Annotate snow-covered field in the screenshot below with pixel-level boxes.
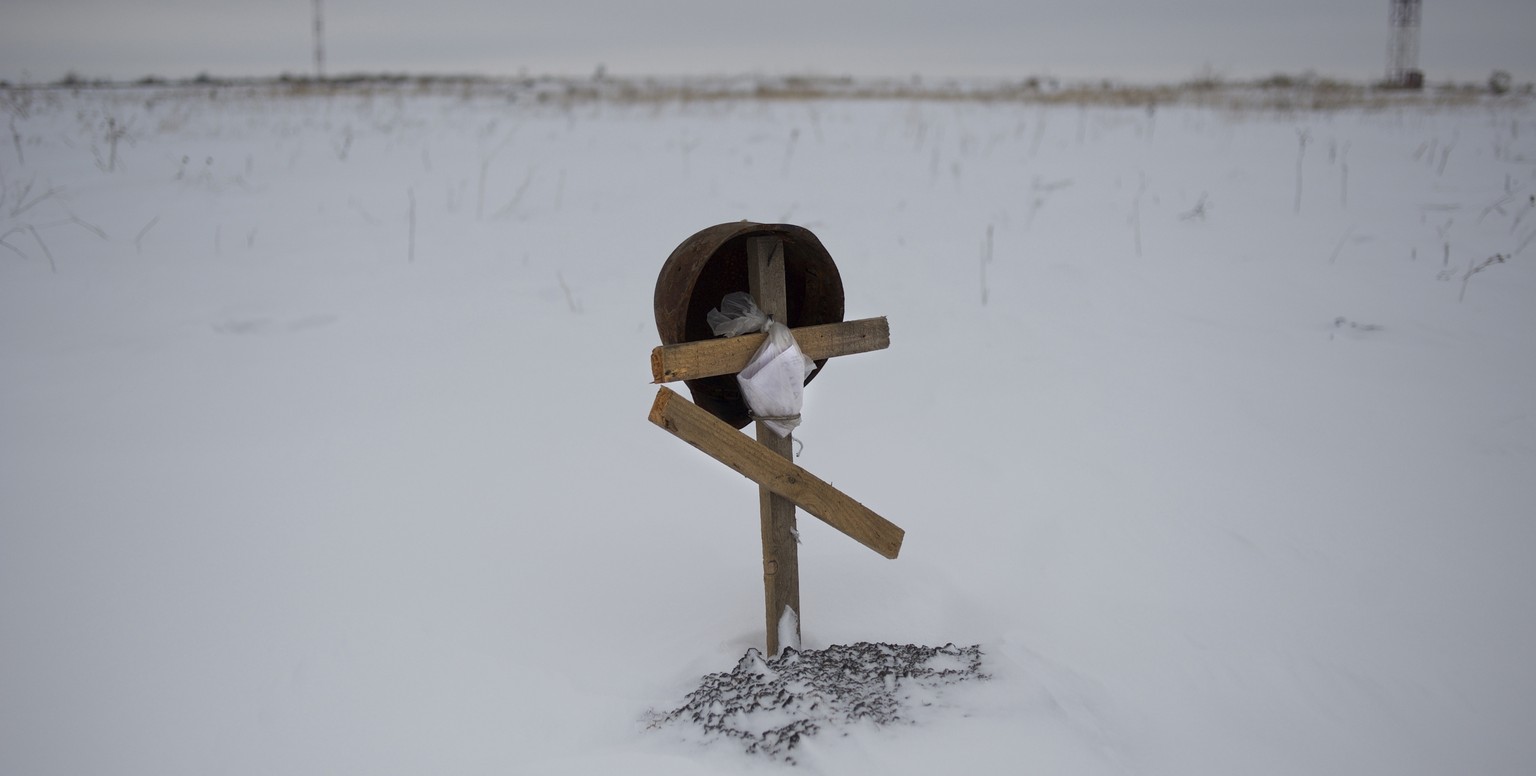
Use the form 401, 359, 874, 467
2, 81, 1533, 775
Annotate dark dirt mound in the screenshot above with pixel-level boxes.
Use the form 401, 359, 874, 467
649, 642, 987, 763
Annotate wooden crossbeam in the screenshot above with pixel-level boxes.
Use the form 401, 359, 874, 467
650, 317, 890, 384
648, 386, 905, 560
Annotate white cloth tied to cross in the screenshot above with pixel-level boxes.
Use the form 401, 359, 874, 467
707, 292, 816, 438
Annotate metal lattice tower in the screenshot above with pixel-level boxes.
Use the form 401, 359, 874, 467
1387, 0, 1422, 87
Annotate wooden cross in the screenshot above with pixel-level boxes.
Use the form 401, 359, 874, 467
648, 235, 904, 655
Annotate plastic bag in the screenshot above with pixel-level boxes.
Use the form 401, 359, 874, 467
707, 292, 769, 337
708, 292, 816, 438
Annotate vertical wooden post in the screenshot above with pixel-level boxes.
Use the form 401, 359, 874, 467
747, 236, 801, 655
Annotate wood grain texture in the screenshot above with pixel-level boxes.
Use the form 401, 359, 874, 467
649, 317, 890, 384
748, 236, 800, 657
647, 386, 905, 560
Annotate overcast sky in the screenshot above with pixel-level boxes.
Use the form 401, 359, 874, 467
3, 0, 1534, 85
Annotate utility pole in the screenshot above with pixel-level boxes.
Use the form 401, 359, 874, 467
313, 0, 326, 79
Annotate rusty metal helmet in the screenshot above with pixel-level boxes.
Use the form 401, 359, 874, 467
655, 222, 845, 429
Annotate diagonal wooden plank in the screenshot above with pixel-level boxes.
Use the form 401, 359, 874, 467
648, 386, 904, 560
650, 317, 890, 384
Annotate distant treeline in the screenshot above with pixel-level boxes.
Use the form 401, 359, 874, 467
5, 70, 1529, 108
